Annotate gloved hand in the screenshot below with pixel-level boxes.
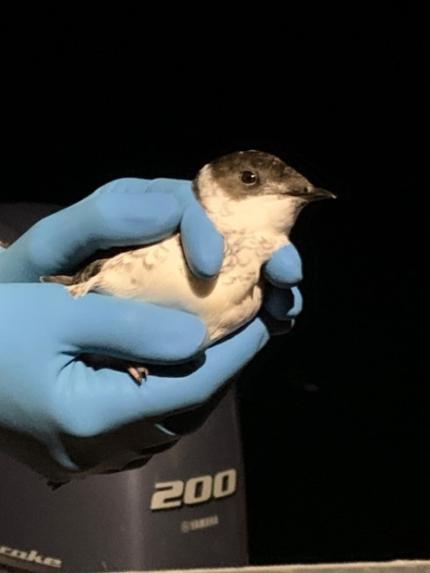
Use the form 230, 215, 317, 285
0, 178, 302, 482
0, 178, 224, 283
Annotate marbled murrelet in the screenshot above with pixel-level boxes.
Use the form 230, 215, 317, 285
42, 150, 335, 382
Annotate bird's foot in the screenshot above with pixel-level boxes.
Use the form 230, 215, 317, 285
127, 365, 149, 385
67, 282, 93, 298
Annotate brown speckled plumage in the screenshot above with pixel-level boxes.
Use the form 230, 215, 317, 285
41, 151, 334, 383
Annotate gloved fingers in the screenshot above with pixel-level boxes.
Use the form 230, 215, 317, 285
180, 202, 224, 278
47, 421, 171, 477
26, 177, 224, 281
258, 309, 296, 336
58, 287, 207, 363
24, 183, 183, 277
144, 178, 197, 209
2, 176, 225, 282
88, 177, 152, 198
263, 285, 303, 320
263, 243, 303, 288
262, 243, 303, 335
54, 318, 269, 437
145, 178, 225, 278
78, 182, 183, 248
138, 318, 270, 415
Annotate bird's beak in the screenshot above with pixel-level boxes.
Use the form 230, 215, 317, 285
280, 184, 337, 201
305, 187, 337, 201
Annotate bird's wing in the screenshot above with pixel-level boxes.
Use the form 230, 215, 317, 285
39, 244, 148, 286
40, 256, 110, 286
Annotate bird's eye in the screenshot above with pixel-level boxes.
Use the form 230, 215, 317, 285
240, 170, 259, 185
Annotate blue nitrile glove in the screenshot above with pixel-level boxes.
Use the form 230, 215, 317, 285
0, 178, 302, 482
0, 178, 224, 283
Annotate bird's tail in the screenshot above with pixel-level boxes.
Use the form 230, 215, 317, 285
40, 274, 76, 285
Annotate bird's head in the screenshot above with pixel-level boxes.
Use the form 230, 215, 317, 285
194, 150, 335, 235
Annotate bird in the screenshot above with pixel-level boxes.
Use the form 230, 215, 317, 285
41, 150, 335, 383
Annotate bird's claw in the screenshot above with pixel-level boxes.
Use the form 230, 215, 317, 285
127, 365, 149, 385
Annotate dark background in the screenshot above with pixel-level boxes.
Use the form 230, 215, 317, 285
2, 3, 429, 565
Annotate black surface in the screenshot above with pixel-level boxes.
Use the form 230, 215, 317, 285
1, 3, 428, 565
